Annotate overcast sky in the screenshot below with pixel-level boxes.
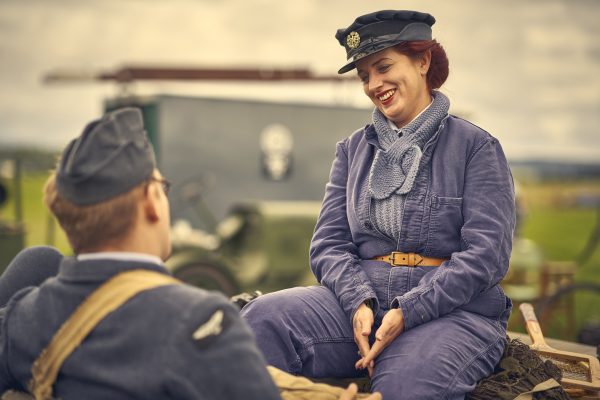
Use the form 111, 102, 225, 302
0, 0, 599, 162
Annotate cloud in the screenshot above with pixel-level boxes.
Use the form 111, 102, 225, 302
0, 0, 598, 163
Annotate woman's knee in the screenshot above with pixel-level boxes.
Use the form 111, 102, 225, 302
240, 286, 352, 350
370, 312, 505, 398
241, 288, 303, 325
240, 288, 323, 373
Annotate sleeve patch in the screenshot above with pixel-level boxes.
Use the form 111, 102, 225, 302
192, 310, 224, 341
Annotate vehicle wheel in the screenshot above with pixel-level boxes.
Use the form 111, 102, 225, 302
536, 282, 600, 344
174, 262, 239, 296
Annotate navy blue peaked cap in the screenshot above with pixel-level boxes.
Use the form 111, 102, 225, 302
56, 108, 156, 206
335, 10, 435, 74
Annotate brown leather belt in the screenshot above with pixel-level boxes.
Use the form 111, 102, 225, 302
371, 252, 449, 267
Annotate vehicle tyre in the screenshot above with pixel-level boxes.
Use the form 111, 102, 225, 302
536, 282, 600, 344
173, 262, 239, 296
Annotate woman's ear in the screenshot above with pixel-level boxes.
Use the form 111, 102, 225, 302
420, 50, 432, 76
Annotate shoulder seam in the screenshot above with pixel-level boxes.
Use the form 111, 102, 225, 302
337, 138, 349, 158
466, 136, 495, 167
447, 115, 497, 166
449, 114, 491, 135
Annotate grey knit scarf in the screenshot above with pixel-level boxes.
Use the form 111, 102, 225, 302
368, 91, 450, 200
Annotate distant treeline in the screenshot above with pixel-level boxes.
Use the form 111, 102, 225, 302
510, 160, 600, 181
0, 148, 59, 174
1, 148, 600, 181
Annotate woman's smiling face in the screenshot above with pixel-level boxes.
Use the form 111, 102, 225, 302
356, 47, 431, 127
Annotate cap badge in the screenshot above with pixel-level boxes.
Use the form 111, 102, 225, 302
346, 31, 360, 49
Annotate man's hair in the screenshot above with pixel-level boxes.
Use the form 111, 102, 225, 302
44, 173, 145, 253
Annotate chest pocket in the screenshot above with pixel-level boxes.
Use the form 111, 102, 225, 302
424, 195, 463, 257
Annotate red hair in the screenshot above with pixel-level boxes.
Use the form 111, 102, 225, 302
394, 40, 449, 93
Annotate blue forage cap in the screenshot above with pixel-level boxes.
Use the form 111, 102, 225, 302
335, 10, 435, 74
56, 108, 156, 205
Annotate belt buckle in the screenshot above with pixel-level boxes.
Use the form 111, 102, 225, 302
390, 252, 409, 267
390, 252, 422, 267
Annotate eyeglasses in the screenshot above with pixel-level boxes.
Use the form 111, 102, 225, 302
150, 177, 171, 196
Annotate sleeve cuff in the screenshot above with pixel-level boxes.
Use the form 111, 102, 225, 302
393, 295, 430, 331
342, 287, 379, 323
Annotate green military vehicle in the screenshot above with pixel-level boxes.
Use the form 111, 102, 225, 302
168, 201, 321, 295
106, 94, 372, 294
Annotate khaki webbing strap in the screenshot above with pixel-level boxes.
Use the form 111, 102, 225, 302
268, 366, 374, 400
29, 270, 181, 400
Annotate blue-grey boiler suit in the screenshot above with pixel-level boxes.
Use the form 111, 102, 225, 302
241, 115, 516, 399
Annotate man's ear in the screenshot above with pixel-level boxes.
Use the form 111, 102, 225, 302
143, 186, 159, 223
420, 50, 432, 76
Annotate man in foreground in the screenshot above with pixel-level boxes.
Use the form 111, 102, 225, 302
0, 108, 379, 399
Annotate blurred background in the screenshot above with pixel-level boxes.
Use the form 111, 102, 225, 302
0, 0, 599, 343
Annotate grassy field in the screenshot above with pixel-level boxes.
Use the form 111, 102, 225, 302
1, 173, 599, 341
0, 173, 71, 255
509, 179, 600, 341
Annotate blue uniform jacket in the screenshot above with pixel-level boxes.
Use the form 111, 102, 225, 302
0, 258, 281, 399
309, 115, 516, 329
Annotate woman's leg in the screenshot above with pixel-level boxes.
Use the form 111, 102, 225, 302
370, 309, 506, 400
241, 286, 365, 379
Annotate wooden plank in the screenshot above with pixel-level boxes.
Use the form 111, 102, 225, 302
509, 331, 597, 357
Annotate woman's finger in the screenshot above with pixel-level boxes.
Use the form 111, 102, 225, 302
376, 308, 404, 342
375, 322, 389, 341
353, 306, 374, 360
355, 334, 370, 357
359, 312, 405, 371
360, 338, 387, 370
359, 315, 372, 337
354, 321, 371, 363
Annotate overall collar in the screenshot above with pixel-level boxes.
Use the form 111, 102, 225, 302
57, 256, 171, 284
